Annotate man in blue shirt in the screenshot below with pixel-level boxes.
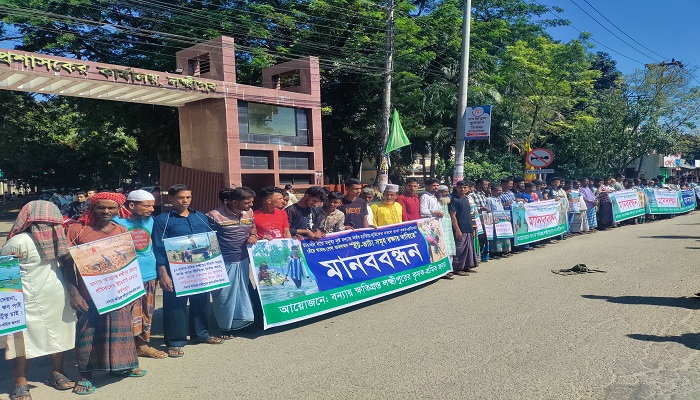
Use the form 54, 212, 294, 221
114, 189, 168, 359
152, 184, 224, 358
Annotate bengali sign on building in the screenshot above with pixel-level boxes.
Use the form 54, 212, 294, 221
644, 188, 680, 214
511, 199, 567, 245
247, 219, 450, 329
68, 232, 145, 314
0, 256, 26, 336
164, 232, 229, 297
610, 189, 645, 222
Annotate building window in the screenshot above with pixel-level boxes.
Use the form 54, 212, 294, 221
279, 174, 313, 185
240, 150, 272, 170
248, 103, 296, 136
238, 101, 309, 146
279, 152, 311, 170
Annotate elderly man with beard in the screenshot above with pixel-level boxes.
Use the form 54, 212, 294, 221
64, 192, 147, 395
113, 189, 167, 359
207, 187, 258, 338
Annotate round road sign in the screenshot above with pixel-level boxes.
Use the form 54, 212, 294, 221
526, 148, 554, 168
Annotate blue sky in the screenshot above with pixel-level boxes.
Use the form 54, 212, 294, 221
535, 0, 700, 75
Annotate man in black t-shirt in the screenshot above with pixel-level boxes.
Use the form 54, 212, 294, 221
448, 181, 479, 276
285, 186, 325, 240
339, 178, 369, 229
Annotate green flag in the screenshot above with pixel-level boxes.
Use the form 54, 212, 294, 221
385, 109, 411, 154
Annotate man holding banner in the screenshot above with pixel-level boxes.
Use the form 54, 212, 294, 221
153, 185, 224, 359
65, 192, 146, 395
207, 187, 258, 338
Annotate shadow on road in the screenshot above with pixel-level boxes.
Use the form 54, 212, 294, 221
637, 235, 700, 240
685, 247, 700, 250
627, 333, 700, 350
582, 294, 700, 310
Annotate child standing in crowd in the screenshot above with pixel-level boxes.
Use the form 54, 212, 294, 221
372, 184, 403, 227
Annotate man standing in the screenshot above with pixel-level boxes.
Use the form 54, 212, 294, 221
469, 178, 490, 261
339, 178, 369, 229
285, 186, 325, 240
499, 178, 515, 210
254, 187, 292, 239
113, 189, 167, 359
315, 191, 346, 233
579, 178, 598, 231
449, 181, 478, 276
397, 177, 421, 221
206, 187, 258, 338
62, 191, 89, 220
419, 178, 443, 219
64, 193, 146, 394
152, 184, 224, 359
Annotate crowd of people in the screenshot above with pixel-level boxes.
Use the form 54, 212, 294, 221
1, 173, 697, 399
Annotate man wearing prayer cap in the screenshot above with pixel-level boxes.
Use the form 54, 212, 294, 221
114, 189, 167, 359
371, 183, 402, 227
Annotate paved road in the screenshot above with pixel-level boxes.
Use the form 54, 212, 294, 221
1, 214, 699, 400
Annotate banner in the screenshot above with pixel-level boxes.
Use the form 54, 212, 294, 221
569, 190, 581, 213
511, 199, 567, 245
492, 211, 514, 239
472, 205, 484, 234
644, 188, 680, 214
248, 219, 450, 329
680, 189, 696, 213
164, 232, 229, 297
0, 256, 26, 335
482, 212, 494, 240
610, 189, 645, 222
465, 105, 492, 141
68, 232, 145, 314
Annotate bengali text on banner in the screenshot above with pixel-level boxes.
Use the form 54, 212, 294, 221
492, 211, 514, 239
164, 232, 229, 297
610, 189, 645, 222
644, 188, 680, 214
68, 232, 145, 314
0, 256, 26, 335
511, 199, 567, 245
247, 219, 451, 329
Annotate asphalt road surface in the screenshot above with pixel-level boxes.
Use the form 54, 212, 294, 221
1, 214, 699, 400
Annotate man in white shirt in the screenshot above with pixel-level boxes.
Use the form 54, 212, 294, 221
419, 178, 443, 219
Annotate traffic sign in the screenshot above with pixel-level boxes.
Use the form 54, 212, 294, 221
526, 148, 554, 168
525, 169, 554, 174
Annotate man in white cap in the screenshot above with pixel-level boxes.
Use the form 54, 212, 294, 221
114, 189, 167, 359
371, 183, 403, 227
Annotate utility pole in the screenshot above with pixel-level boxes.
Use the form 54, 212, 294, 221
452, 0, 472, 184
376, 0, 394, 188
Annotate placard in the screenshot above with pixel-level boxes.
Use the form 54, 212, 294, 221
0, 256, 26, 335
69, 232, 145, 314
511, 199, 567, 245
492, 211, 514, 239
164, 232, 229, 297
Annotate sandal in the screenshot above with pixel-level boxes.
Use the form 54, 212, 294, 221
168, 346, 184, 358
72, 380, 96, 395
195, 336, 225, 345
110, 367, 148, 378
137, 345, 168, 359
9, 385, 31, 400
47, 372, 76, 390
441, 272, 454, 280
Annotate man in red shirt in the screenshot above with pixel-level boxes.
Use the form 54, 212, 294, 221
397, 177, 421, 221
254, 187, 291, 239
